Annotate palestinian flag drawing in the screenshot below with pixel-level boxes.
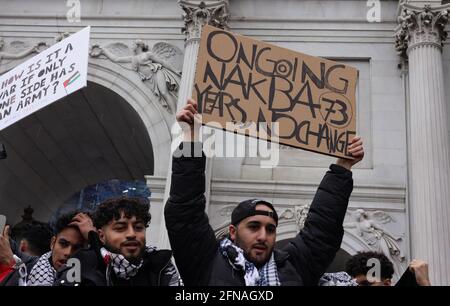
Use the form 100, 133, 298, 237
64, 71, 81, 88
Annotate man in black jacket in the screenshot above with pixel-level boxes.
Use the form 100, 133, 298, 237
165, 98, 364, 286
56, 197, 181, 286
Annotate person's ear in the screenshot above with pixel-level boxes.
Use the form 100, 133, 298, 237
50, 236, 56, 250
229, 224, 237, 241
19, 239, 28, 253
98, 228, 106, 244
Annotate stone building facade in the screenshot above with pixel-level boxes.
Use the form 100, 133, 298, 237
1, 0, 449, 284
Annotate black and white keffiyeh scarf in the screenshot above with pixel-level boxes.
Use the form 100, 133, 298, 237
27, 251, 56, 286
100, 245, 180, 286
100, 246, 153, 281
219, 238, 280, 286
319, 272, 358, 286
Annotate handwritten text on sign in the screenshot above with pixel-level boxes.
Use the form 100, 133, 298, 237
193, 25, 358, 159
0, 26, 90, 131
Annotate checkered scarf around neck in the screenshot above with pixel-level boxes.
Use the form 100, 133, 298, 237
219, 238, 280, 286
319, 272, 359, 286
100, 246, 153, 281
27, 251, 56, 286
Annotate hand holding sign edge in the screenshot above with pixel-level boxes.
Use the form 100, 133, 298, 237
336, 136, 364, 170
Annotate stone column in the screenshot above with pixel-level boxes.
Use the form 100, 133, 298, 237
396, 3, 450, 285
156, 0, 229, 249
177, 0, 229, 111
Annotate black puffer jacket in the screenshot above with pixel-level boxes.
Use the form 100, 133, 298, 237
165, 142, 353, 286
54, 231, 181, 286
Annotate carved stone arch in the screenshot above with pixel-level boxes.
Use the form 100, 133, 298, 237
275, 218, 299, 242
86, 60, 174, 176
214, 221, 230, 240
0, 54, 175, 176
341, 230, 372, 256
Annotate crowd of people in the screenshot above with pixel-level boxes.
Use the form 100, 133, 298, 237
0, 99, 430, 286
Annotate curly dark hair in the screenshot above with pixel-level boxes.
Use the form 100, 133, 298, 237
345, 251, 394, 280
53, 210, 86, 235
93, 197, 151, 229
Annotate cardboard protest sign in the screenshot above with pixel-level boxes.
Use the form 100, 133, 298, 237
0, 26, 90, 131
193, 25, 358, 159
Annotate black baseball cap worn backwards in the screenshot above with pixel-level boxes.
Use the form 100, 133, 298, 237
231, 199, 279, 226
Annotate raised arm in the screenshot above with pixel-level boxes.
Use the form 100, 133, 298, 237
164, 99, 218, 286
284, 137, 364, 285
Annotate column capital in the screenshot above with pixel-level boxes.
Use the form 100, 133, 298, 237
178, 0, 229, 43
395, 3, 450, 58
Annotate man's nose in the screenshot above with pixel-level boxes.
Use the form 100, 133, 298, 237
125, 225, 137, 238
64, 246, 74, 257
257, 228, 268, 242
